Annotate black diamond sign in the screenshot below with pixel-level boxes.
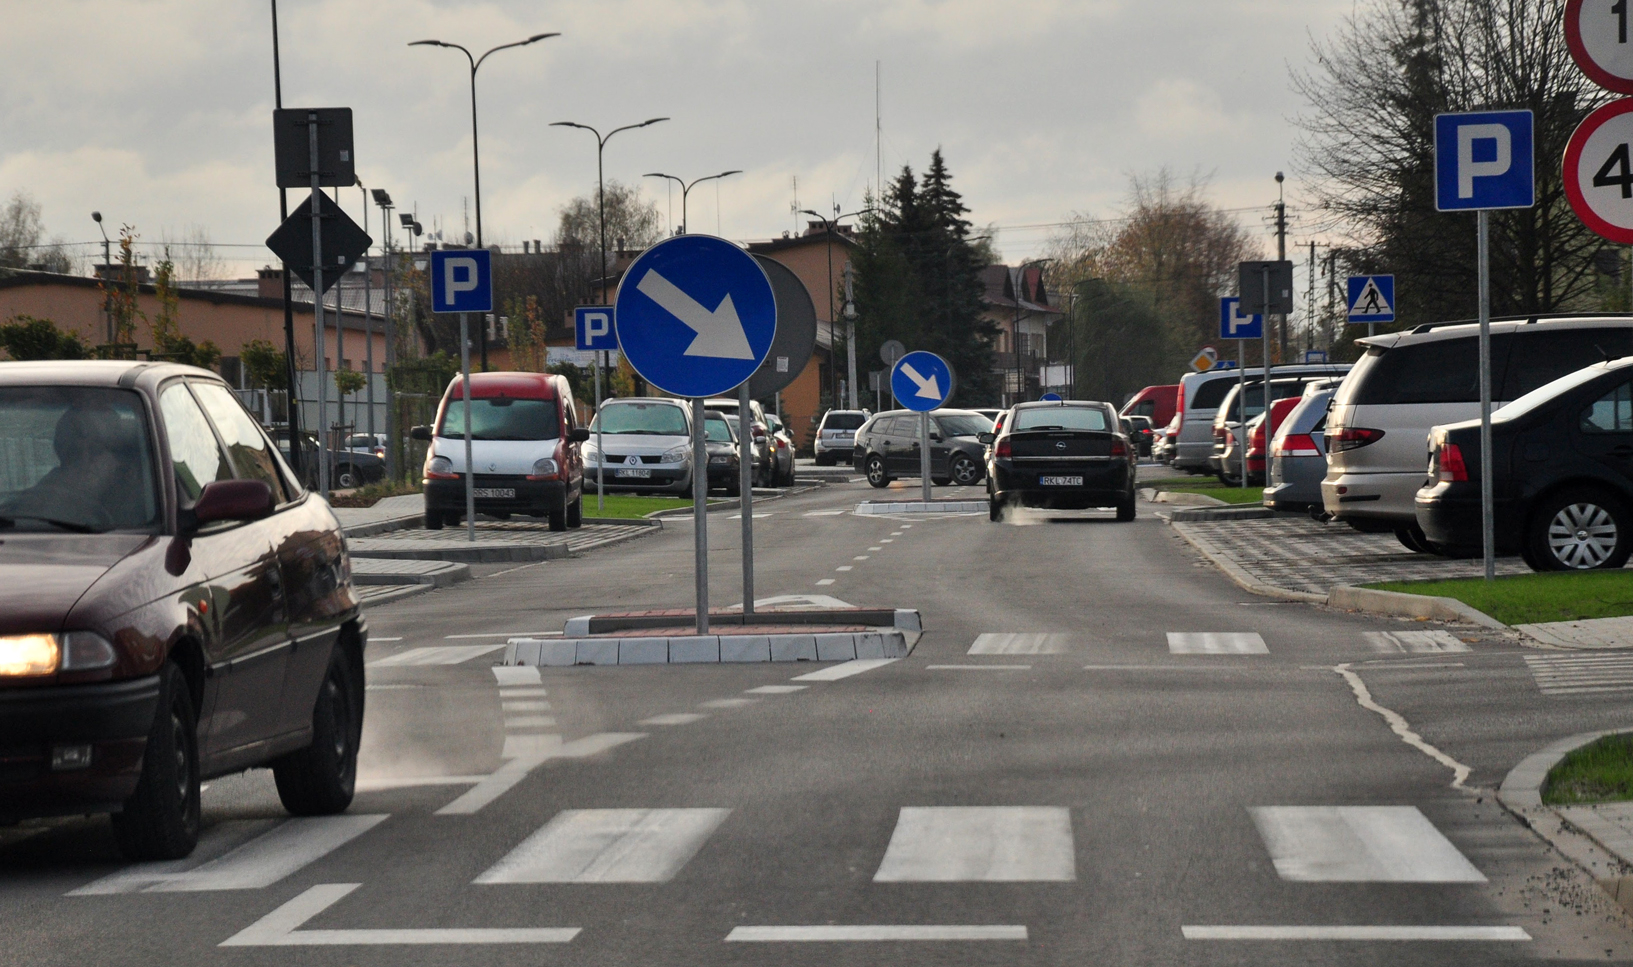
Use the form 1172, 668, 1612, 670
265, 191, 372, 295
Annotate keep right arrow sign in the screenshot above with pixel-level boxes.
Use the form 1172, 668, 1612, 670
1565, 98, 1633, 245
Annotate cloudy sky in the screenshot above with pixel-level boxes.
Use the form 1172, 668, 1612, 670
2, 0, 1355, 276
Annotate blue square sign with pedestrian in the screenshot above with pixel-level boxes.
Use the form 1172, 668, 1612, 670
1434, 110, 1535, 211
1218, 297, 1262, 340
1346, 275, 1396, 324
429, 248, 493, 314
574, 306, 616, 351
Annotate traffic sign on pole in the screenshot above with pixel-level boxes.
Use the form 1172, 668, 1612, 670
1434, 110, 1535, 211
574, 306, 616, 350
745, 255, 818, 398
1346, 275, 1396, 324
1039, 392, 1063, 402
430, 249, 493, 314
1566, 0, 1633, 95
890, 351, 953, 412
613, 234, 776, 398
1218, 297, 1262, 340
1565, 98, 1633, 245
1188, 347, 1219, 373
264, 191, 371, 295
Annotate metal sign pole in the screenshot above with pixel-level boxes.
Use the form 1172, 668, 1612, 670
921, 410, 932, 503
1237, 331, 1246, 488
594, 350, 604, 513
739, 381, 755, 616
692, 397, 710, 635
1478, 210, 1495, 581
460, 312, 475, 543
307, 113, 329, 497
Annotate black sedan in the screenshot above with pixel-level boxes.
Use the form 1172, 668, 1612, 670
1416, 357, 1633, 569
982, 400, 1137, 521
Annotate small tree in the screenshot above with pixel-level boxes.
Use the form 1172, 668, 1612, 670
240, 339, 288, 389
0, 315, 88, 360
335, 368, 368, 433
147, 257, 220, 369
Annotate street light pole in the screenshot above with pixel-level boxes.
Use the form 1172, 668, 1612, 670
411, 32, 560, 371
372, 188, 396, 479
1012, 258, 1053, 406
643, 170, 742, 236
801, 208, 872, 411
550, 118, 670, 302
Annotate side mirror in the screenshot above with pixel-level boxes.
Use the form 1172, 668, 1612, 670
977, 432, 995, 445
569, 426, 590, 443
410, 425, 432, 441
191, 479, 274, 528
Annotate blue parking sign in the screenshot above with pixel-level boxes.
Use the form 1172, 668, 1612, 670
575, 306, 616, 351
429, 248, 493, 314
1219, 297, 1262, 340
1435, 110, 1535, 211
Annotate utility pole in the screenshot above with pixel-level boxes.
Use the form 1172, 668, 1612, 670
1306, 240, 1316, 357
1274, 172, 1287, 361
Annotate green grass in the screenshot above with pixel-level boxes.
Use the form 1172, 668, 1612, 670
1363, 571, 1633, 625
1152, 478, 1269, 505
583, 493, 722, 519
1543, 733, 1633, 805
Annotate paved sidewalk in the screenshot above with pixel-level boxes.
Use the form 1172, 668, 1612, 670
1519, 616, 1633, 649
331, 493, 423, 537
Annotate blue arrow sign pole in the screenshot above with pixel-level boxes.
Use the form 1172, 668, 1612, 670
888, 351, 954, 504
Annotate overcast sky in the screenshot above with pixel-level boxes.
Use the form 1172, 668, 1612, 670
2, 0, 1355, 277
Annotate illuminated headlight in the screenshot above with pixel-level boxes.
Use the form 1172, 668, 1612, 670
0, 632, 116, 677
663, 444, 690, 464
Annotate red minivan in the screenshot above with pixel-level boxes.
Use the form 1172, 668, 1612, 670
1120, 384, 1179, 429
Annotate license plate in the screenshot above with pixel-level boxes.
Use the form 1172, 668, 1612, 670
472, 488, 515, 498
615, 468, 652, 479
1040, 475, 1084, 486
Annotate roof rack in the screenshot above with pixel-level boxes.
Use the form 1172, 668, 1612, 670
1408, 312, 1633, 334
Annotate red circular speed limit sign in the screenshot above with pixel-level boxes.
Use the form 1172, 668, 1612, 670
1566, 98, 1633, 244
1567, 0, 1633, 94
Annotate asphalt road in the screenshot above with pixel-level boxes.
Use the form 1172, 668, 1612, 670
6, 476, 1633, 965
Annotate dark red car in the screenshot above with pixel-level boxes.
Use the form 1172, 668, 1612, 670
0, 361, 365, 859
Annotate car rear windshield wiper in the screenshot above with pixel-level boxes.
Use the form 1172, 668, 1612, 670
0, 514, 103, 533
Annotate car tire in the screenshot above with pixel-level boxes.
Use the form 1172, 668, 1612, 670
949, 454, 982, 487
866, 454, 891, 489
110, 663, 200, 861
335, 464, 360, 489
1394, 522, 1436, 554
424, 509, 444, 530
1116, 493, 1137, 522
815, 452, 834, 466
1527, 488, 1633, 571
548, 493, 568, 532
989, 495, 1004, 522
273, 641, 361, 816
932, 476, 951, 487
725, 474, 741, 497
566, 494, 583, 529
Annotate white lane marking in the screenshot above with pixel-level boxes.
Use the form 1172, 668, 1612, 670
639, 713, 706, 726
220, 884, 580, 946
900, 524, 912, 528
728, 512, 777, 519
969, 633, 1069, 655
816, 579, 836, 586
475, 808, 731, 884
1364, 631, 1471, 654
853, 556, 870, 561
803, 510, 846, 516
926, 665, 1031, 671
370, 645, 504, 667
499, 687, 548, 698
504, 716, 556, 729
492, 666, 542, 686
744, 594, 857, 610
72, 816, 387, 895
791, 659, 898, 681
436, 733, 647, 816
869, 546, 883, 551
502, 701, 551, 712
880, 539, 894, 543
1251, 806, 1485, 882
700, 698, 759, 709
1334, 662, 1473, 789
1182, 925, 1528, 941
874, 807, 1075, 882
1524, 654, 1633, 695
835, 566, 854, 571
1166, 632, 1268, 655
889, 532, 903, 536
371, 637, 404, 642
727, 925, 1028, 942
1083, 665, 1260, 671
355, 775, 487, 791
501, 735, 563, 759
743, 685, 807, 694
448, 632, 560, 639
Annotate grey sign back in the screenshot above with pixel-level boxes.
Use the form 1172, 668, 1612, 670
746, 255, 818, 398
273, 108, 355, 188
1237, 260, 1295, 315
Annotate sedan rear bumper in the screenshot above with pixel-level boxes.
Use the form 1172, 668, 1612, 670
0, 674, 160, 820
991, 461, 1132, 508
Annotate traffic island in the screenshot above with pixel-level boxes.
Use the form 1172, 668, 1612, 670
502, 607, 922, 666
347, 520, 659, 563
855, 499, 986, 515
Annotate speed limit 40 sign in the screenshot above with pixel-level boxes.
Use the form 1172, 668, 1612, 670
1566, 0, 1633, 95
1565, 98, 1633, 244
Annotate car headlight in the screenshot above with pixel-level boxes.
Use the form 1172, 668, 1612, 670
0, 632, 116, 677
529, 457, 559, 479
426, 455, 454, 477
663, 444, 690, 464
709, 454, 735, 465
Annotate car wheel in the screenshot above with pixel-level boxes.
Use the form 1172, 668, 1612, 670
815, 452, 834, 466
989, 495, 1004, 522
726, 473, 741, 497
949, 454, 982, 486
1116, 492, 1137, 522
110, 663, 200, 860
932, 476, 952, 487
566, 494, 583, 529
273, 642, 360, 815
424, 509, 444, 530
1527, 488, 1633, 571
1394, 522, 1436, 554
866, 455, 891, 488
548, 493, 568, 532
335, 465, 360, 489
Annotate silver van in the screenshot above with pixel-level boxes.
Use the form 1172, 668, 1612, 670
1173, 364, 1351, 473
1322, 316, 1633, 541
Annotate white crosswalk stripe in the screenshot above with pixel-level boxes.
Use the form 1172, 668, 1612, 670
969, 633, 1069, 655
1524, 653, 1633, 695
1364, 630, 1471, 653
1167, 632, 1268, 655
1251, 806, 1485, 882
370, 644, 503, 667
474, 808, 731, 883
873, 807, 1075, 882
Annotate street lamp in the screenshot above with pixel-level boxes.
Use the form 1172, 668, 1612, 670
642, 170, 742, 235
371, 188, 399, 480
801, 208, 873, 410
549, 118, 669, 301
410, 31, 560, 370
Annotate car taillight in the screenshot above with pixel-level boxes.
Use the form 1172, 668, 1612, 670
1213, 425, 1227, 442
1328, 427, 1385, 452
1110, 437, 1128, 457
1274, 433, 1321, 458
995, 438, 1012, 459
1436, 442, 1469, 482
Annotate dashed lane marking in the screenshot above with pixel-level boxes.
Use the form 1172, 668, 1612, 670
873, 807, 1075, 882
220, 884, 580, 946
927, 664, 1031, 671
369, 645, 503, 667
501, 700, 551, 712
700, 698, 759, 709
447, 632, 559, 639
504, 716, 556, 729
791, 659, 898, 681
816, 579, 836, 586
474, 808, 731, 883
726, 925, 1027, 942
1182, 925, 1528, 941
1250, 806, 1485, 882
744, 685, 807, 694
1364, 631, 1471, 653
639, 713, 706, 726
969, 633, 1069, 655
1166, 632, 1268, 655
492, 666, 542, 686
803, 510, 846, 516
436, 734, 647, 816
835, 566, 853, 571
1524, 653, 1633, 695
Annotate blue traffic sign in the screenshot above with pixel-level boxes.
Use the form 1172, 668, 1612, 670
614, 235, 776, 398
1346, 275, 1396, 323
1435, 110, 1535, 211
1219, 297, 1262, 340
429, 248, 493, 314
1039, 392, 1063, 402
574, 306, 616, 351
890, 350, 953, 412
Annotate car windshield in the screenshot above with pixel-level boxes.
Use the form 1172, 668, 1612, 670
1011, 407, 1109, 432
0, 386, 161, 533
591, 402, 689, 435
704, 416, 735, 442
441, 398, 560, 440
824, 413, 867, 430
935, 413, 993, 437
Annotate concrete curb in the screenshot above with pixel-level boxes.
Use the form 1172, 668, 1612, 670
349, 541, 572, 564
1327, 585, 1507, 629
1168, 520, 1327, 604
357, 584, 436, 608
856, 499, 986, 515
350, 558, 471, 588
1141, 488, 1228, 507
504, 629, 915, 667
1499, 730, 1622, 810
581, 516, 664, 527
1168, 505, 1274, 522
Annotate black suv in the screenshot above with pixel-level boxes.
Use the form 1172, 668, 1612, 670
851, 409, 992, 488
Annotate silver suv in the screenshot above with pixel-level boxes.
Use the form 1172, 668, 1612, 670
813, 409, 869, 465
1173, 364, 1350, 473
1322, 316, 1633, 541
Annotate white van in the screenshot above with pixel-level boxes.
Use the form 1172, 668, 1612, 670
1173, 363, 1351, 473
1322, 316, 1633, 544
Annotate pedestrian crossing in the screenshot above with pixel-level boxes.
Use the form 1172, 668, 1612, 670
1250, 806, 1485, 882
1166, 632, 1268, 655
474, 809, 731, 883
1524, 653, 1633, 695
1363, 630, 1471, 653
369, 644, 504, 667
968, 633, 1069, 655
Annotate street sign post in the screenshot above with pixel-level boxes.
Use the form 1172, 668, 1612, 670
1436, 109, 1535, 580
575, 306, 616, 514
879, 339, 905, 411
1566, 0, 1633, 95
1237, 262, 1294, 487
614, 234, 777, 634
1219, 297, 1263, 487
890, 350, 954, 503
431, 248, 494, 544
1564, 98, 1633, 245
1346, 274, 1396, 334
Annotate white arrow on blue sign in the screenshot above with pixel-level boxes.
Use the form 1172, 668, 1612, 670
574, 306, 616, 351
1219, 297, 1262, 340
1346, 275, 1395, 323
614, 235, 776, 398
1434, 110, 1535, 211
430, 248, 493, 314
890, 350, 953, 412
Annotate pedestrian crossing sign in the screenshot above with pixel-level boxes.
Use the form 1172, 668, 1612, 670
1346, 275, 1395, 324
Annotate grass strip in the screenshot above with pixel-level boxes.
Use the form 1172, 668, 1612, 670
584, 493, 723, 519
1543, 733, 1633, 805
1363, 571, 1633, 626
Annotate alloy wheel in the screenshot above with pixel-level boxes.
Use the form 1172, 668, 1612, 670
1547, 502, 1619, 568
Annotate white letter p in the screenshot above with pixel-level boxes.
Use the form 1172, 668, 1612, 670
1458, 123, 1511, 199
